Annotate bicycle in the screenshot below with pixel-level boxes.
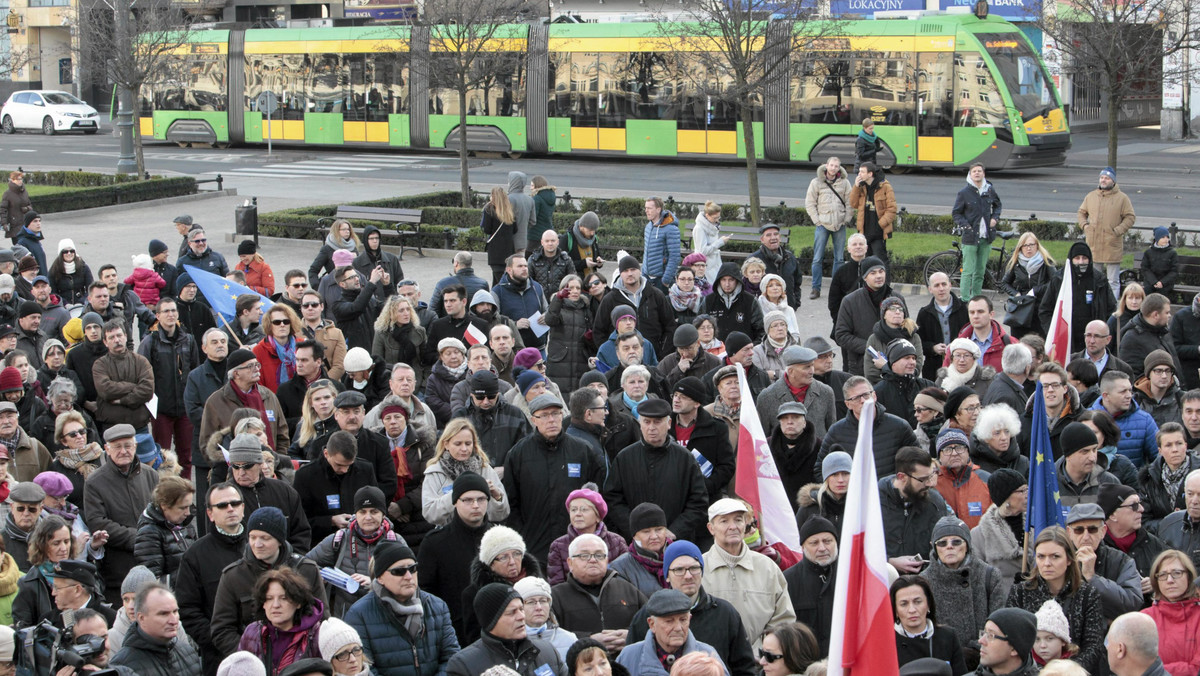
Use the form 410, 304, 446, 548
922, 226, 1022, 292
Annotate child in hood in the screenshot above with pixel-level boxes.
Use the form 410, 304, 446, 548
1139, 225, 1177, 301
125, 254, 166, 307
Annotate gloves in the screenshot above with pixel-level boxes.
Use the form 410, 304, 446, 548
556, 287, 571, 299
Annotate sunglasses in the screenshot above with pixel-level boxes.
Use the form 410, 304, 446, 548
230, 463, 258, 471
301, 302, 321, 308
63, 429, 87, 438
935, 537, 965, 548
192, 238, 207, 244
270, 318, 291, 326
388, 564, 418, 577
472, 393, 498, 400
589, 280, 604, 287
13, 505, 38, 513
61, 249, 75, 254
1070, 525, 1102, 535
210, 499, 244, 510
758, 650, 784, 664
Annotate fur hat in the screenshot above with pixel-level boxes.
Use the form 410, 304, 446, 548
478, 525, 525, 565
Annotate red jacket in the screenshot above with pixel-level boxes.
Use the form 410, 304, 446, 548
1142, 598, 1200, 676
252, 338, 292, 393
935, 464, 992, 529
237, 257, 275, 296
942, 320, 1017, 373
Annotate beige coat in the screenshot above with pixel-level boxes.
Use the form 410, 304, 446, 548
702, 545, 796, 650
805, 164, 854, 231
1078, 184, 1136, 263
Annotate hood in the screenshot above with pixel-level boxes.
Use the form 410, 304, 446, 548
1067, 242, 1094, 278
817, 163, 848, 181
362, 225, 382, 250
471, 289, 498, 309
965, 175, 993, 194
796, 483, 822, 509
7, 181, 24, 194
507, 171, 529, 193
715, 261, 742, 284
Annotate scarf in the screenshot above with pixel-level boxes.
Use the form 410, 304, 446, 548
443, 361, 468, 380
895, 619, 935, 639
858, 128, 878, 144
390, 435, 411, 502
1018, 251, 1044, 277
668, 284, 702, 313
324, 232, 356, 251
766, 334, 789, 353
872, 319, 911, 346
349, 517, 394, 559
939, 362, 978, 392
374, 580, 425, 639
628, 541, 669, 588
623, 392, 649, 419
439, 453, 483, 480
701, 339, 724, 358
3, 513, 30, 546
571, 222, 595, 247
232, 383, 273, 447
63, 260, 76, 275
272, 337, 297, 386
44, 501, 81, 525
1163, 461, 1190, 500
742, 276, 761, 297
0, 433, 18, 458
0, 480, 7, 503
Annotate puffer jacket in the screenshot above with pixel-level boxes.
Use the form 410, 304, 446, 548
815, 403, 918, 478
111, 624, 204, 676
134, 503, 197, 586
1079, 183, 1136, 263
1089, 397, 1159, 467
951, 177, 1003, 245
544, 294, 592, 393
935, 465, 992, 529
1138, 454, 1200, 532
805, 164, 853, 231
345, 587, 461, 676
920, 555, 1006, 650
879, 476, 952, 559
452, 400, 531, 468
1141, 244, 1178, 298
530, 185, 557, 245
794, 483, 846, 534
1141, 597, 1200, 676
643, 210, 681, 284
528, 251, 573, 304
1006, 579, 1106, 673
448, 632, 563, 676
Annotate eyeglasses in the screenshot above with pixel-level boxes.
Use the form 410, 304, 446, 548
63, 429, 87, 439
669, 565, 702, 577
952, 352, 975, 360
1116, 501, 1144, 512
388, 564, 419, 577
61, 249, 75, 254
230, 463, 259, 471
493, 552, 521, 564
935, 538, 965, 548
13, 505, 38, 513
1155, 569, 1188, 581
301, 302, 321, 308
979, 630, 1009, 643
939, 446, 967, 456
458, 496, 488, 505
1070, 525, 1102, 535
1151, 367, 1174, 376
235, 362, 262, 371
571, 553, 606, 562
960, 404, 982, 413
289, 283, 307, 289
210, 499, 244, 510
758, 650, 785, 664
270, 318, 291, 326
909, 472, 938, 484
332, 646, 364, 662
846, 391, 873, 404
1040, 381, 1066, 391
913, 406, 933, 415
1083, 333, 1109, 340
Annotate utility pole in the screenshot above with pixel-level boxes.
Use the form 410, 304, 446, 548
113, 0, 136, 175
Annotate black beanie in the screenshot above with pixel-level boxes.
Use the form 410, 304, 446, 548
1059, 422, 1099, 457
227, 348, 256, 371
566, 638, 608, 676
799, 516, 838, 545
247, 506, 288, 545
238, 240, 257, 256
372, 541, 415, 576
474, 582, 520, 632
354, 485, 387, 513
579, 371, 607, 389
987, 468, 1027, 507
452, 471, 491, 503
1098, 483, 1137, 519
673, 376, 707, 405
724, 331, 752, 358
629, 502, 667, 535
148, 239, 169, 257
943, 386, 977, 421
988, 607, 1037, 659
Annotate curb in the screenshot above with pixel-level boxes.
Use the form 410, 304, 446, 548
50, 189, 239, 219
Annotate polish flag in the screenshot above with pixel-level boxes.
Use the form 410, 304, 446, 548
464, 323, 488, 346
733, 364, 800, 549
827, 401, 899, 676
1045, 267, 1074, 366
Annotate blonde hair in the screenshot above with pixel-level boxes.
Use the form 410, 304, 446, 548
1038, 660, 1088, 676
703, 200, 721, 217
331, 219, 362, 248
741, 258, 766, 275
296, 381, 339, 447
490, 187, 514, 225
428, 418, 490, 468
1006, 232, 1056, 271
1116, 282, 1145, 317
375, 294, 421, 332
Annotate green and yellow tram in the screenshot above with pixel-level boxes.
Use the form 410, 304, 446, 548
140, 13, 1069, 169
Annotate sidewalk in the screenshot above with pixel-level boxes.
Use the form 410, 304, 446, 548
1066, 127, 1199, 173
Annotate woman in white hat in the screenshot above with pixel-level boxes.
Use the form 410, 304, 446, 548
318, 617, 372, 676
513, 576, 576, 661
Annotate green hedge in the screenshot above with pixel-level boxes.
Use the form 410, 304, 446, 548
31, 177, 199, 213
14, 170, 141, 188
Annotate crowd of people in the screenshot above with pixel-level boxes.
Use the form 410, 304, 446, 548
0, 159, 1192, 676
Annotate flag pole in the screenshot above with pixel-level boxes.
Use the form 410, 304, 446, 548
218, 315, 244, 349
1022, 528, 1031, 576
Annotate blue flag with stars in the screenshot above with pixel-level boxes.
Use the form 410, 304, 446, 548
1027, 381, 1066, 537
182, 265, 273, 321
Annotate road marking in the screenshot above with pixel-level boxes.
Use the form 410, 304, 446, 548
202, 171, 322, 179
274, 162, 379, 171
230, 166, 347, 175
10, 149, 34, 153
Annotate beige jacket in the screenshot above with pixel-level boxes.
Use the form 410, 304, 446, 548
1078, 184, 1136, 263
702, 544, 796, 650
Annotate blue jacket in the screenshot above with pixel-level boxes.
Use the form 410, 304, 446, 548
616, 633, 726, 676
951, 178, 1003, 246
596, 330, 658, 371
643, 211, 681, 284
1090, 398, 1159, 467
344, 588, 460, 676
492, 273, 547, 347
15, 227, 45, 274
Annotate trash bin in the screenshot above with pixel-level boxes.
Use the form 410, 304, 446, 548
235, 204, 258, 237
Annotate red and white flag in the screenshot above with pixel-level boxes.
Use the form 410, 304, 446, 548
733, 364, 800, 550
1045, 267, 1074, 366
827, 401, 899, 676
464, 323, 488, 346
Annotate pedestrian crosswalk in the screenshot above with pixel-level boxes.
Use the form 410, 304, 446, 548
200, 153, 458, 179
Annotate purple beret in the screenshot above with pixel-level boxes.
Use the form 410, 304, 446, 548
33, 471, 73, 498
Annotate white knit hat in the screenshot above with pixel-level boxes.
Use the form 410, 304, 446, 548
57, 239, 75, 255
947, 337, 982, 361
1035, 599, 1071, 643
217, 651, 267, 676
318, 617, 363, 663
514, 576, 552, 601
478, 525, 526, 565
343, 347, 372, 373
0, 625, 14, 663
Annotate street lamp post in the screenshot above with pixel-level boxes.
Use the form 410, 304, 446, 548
113, 0, 136, 175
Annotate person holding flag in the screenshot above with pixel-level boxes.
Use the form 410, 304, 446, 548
182, 263, 275, 342
1039, 242, 1115, 360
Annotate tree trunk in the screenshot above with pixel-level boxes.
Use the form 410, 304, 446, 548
740, 102, 761, 227
1106, 85, 1120, 169
459, 88, 470, 208
134, 114, 146, 178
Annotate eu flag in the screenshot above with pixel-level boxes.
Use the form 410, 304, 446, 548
182, 265, 274, 321
1027, 382, 1066, 537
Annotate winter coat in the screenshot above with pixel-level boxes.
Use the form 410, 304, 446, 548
138, 326, 200, 419
702, 545, 795, 648
481, 202, 516, 269
422, 312, 489, 368
879, 476, 952, 558
308, 242, 356, 289
452, 400, 531, 468
1056, 455, 1120, 509
970, 504, 1024, 599
850, 178, 897, 239
11, 563, 55, 629
507, 171, 536, 247
894, 625, 967, 676
665, 407, 732, 504
805, 164, 854, 231
941, 320, 1017, 374
643, 210, 682, 284
371, 320, 425, 374
1039, 243, 1117, 354
134, 503, 197, 586
1079, 183, 1136, 263
492, 273, 548, 347
757, 374, 836, 440
422, 460, 509, 528
936, 465, 993, 529
551, 570, 646, 635
915, 294, 969, 381
237, 603, 324, 675
781, 555, 838, 654
864, 330, 925, 386
111, 624, 203, 676
352, 229, 404, 289
546, 523, 628, 585
460, 553, 546, 646
448, 632, 564, 676
750, 245, 804, 309
417, 512, 492, 637
1089, 397, 1159, 467
424, 361, 467, 427
593, 280, 677, 359
1121, 313, 1184, 382
626, 587, 756, 676
1018, 383, 1083, 461
198, 380, 290, 454
952, 178, 1003, 245
528, 249, 573, 302
1000, 259, 1056, 299
981, 373, 1028, 418
124, 267, 166, 307
921, 555, 1006, 650
344, 588, 461, 676
84, 459, 159, 595
616, 633, 724, 676
703, 269, 765, 344
1087, 543, 1144, 620
834, 285, 906, 376
1139, 454, 1200, 532
430, 268, 491, 319
604, 439, 710, 540
237, 257, 275, 297
178, 247, 230, 278
1141, 245, 1178, 298
210, 542, 328, 655
855, 132, 882, 166
1135, 377, 1184, 429
176, 527, 245, 674
608, 547, 667, 599
692, 214, 725, 283
530, 185, 557, 245
93, 349, 155, 428
1, 181, 32, 237
815, 404, 917, 479
293, 457, 379, 543
1170, 307, 1200, 391
936, 364, 996, 401
1006, 578, 1106, 673
1159, 511, 1200, 569
871, 366, 934, 429
795, 483, 845, 534
1142, 597, 1200, 676
8, 427, 49, 483
333, 281, 380, 352
969, 437, 1029, 477
544, 295, 592, 392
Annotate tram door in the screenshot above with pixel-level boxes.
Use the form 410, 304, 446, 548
916, 52, 955, 163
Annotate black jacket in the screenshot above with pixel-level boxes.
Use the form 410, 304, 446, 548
1169, 306, 1200, 391
175, 527, 245, 676
873, 366, 935, 428
460, 554, 546, 646
446, 632, 565, 676
1140, 245, 1177, 298
1137, 454, 1200, 532
292, 456, 379, 543
969, 437, 1030, 477
835, 285, 906, 376
111, 624, 203, 676
951, 180, 1003, 245
502, 431, 607, 563
702, 265, 765, 344
550, 570, 646, 635
750, 245, 804, 308
605, 439, 710, 540
783, 556, 838, 655
333, 282, 380, 351
770, 421, 821, 510
138, 326, 201, 418
423, 314, 490, 366
879, 476, 952, 559
673, 408, 734, 505
1159, 511, 1200, 570
915, 295, 969, 381
134, 504, 198, 585
593, 281, 677, 359
353, 230, 404, 293
234, 476, 312, 550
339, 354, 390, 411
1119, 312, 1183, 380
66, 338, 107, 403
453, 400, 532, 468
417, 513, 493, 638
1039, 243, 1116, 354
183, 358, 225, 470
827, 258, 862, 326
855, 133, 882, 166
1103, 528, 1166, 580
980, 372, 1028, 417
308, 426, 397, 502
278, 370, 340, 431
702, 360, 770, 404
894, 626, 967, 676
176, 297, 217, 344
626, 587, 757, 676
815, 404, 917, 478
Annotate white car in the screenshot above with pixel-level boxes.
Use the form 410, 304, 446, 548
0, 90, 100, 135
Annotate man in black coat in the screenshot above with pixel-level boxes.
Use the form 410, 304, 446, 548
111, 584, 203, 676
915, 271, 969, 382
332, 264, 384, 351
702, 262, 765, 344
834, 256, 906, 376
593, 257, 676, 358
447, 583, 566, 676
138, 297, 201, 479
291, 430, 378, 544
422, 284, 490, 366
1119, 293, 1184, 380
307, 390, 397, 501
453, 370, 531, 468
749, 223, 803, 308
981, 342, 1033, 415
1169, 297, 1200, 391
224, 434, 312, 550
175, 482, 248, 676
873, 340, 935, 429
502, 394, 606, 563
657, 324, 721, 392
816, 376, 917, 479
670, 377, 734, 513
417, 472, 495, 638
702, 332, 770, 403
604, 398, 710, 540
1039, 241, 1116, 355
768, 402, 822, 509
182, 327, 227, 533
1071, 319, 1134, 379
827, 233, 867, 327
1098, 483, 1165, 586
880, 447, 952, 575
783, 517, 839, 655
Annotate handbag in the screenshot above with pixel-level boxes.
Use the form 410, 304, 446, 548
1005, 294, 1037, 329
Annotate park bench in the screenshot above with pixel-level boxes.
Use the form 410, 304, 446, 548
316, 206, 424, 259
1127, 250, 1200, 304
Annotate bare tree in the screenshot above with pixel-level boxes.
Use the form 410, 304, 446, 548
75, 0, 196, 176
653, 0, 839, 226
0, 48, 35, 84
1032, 0, 1198, 167
414, 0, 537, 207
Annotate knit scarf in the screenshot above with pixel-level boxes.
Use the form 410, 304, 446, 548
439, 453, 483, 480
374, 580, 425, 639
766, 335, 790, 353
272, 336, 298, 386
571, 222, 595, 247
872, 320, 911, 346
742, 277, 761, 297
701, 339, 725, 358
63, 260, 76, 275
623, 392, 649, 419
858, 128, 878, 144
232, 383, 273, 447
1019, 252, 1044, 277
3, 513, 29, 547
389, 433, 411, 502
54, 443, 103, 479
668, 284, 702, 313
628, 541, 669, 588
44, 501, 81, 525
325, 232, 357, 251
1163, 461, 1190, 500
940, 362, 978, 392
0, 433, 19, 458
443, 361, 468, 380
349, 518, 393, 560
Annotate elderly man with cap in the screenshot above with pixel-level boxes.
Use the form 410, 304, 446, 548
934, 427, 992, 529
1056, 421, 1119, 509
220, 433, 310, 549
759, 401, 817, 506
14, 301, 43, 369
593, 255, 676, 360
658, 324, 721, 392
210, 506, 327, 655
757, 345, 836, 437
701, 498, 795, 649
173, 215, 197, 257
84, 423, 159, 604
617, 589, 727, 676
805, 336, 850, 418
1098, 484, 1163, 594
453, 370, 530, 468
605, 398, 709, 542
0, 399, 48, 482
44, 559, 117, 629
308, 485, 405, 615
550, 533, 646, 651
598, 305, 660, 372
198, 347, 290, 455
292, 430, 378, 544
701, 331, 769, 403
703, 366, 741, 458
3, 480, 45, 570
702, 263, 764, 345
302, 389, 396, 500
111, 582, 203, 676
447, 582, 566, 676
749, 222, 803, 307
781, 517, 839, 655
418, 472, 495, 638
872, 339, 936, 429
973, 607, 1040, 676
814, 375, 917, 479
833, 255, 906, 376
670, 376, 733, 506
1064, 502, 1142, 620
503, 393, 605, 563
344, 540, 460, 676
625, 540, 755, 676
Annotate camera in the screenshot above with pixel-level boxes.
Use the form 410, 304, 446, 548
15, 622, 117, 676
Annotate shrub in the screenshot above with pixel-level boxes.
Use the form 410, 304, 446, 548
32, 177, 197, 213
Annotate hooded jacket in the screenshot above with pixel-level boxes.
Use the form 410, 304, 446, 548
507, 171, 536, 246
352, 225, 404, 291
702, 262, 765, 343
1120, 313, 1184, 380
1141, 597, 1200, 676
1039, 242, 1116, 353
1079, 181, 1136, 263
643, 209, 682, 284
593, 278, 676, 358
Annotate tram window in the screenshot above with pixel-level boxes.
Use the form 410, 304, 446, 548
244, 54, 308, 120
564, 52, 598, 127
624, 52, 675, 122
954, 51, 1007, 128
309, 53, 347, 114
597, 52, 629, 127
345, 55, 367, 121
144, 54, 227, 113
371, 53, 409, 117
917, 52, 954, 137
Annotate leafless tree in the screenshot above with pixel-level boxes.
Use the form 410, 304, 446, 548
653, 0, 840, 226
0, 48, 35, 83
1031, 0, 1198, 167
74, 0, 197, 176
